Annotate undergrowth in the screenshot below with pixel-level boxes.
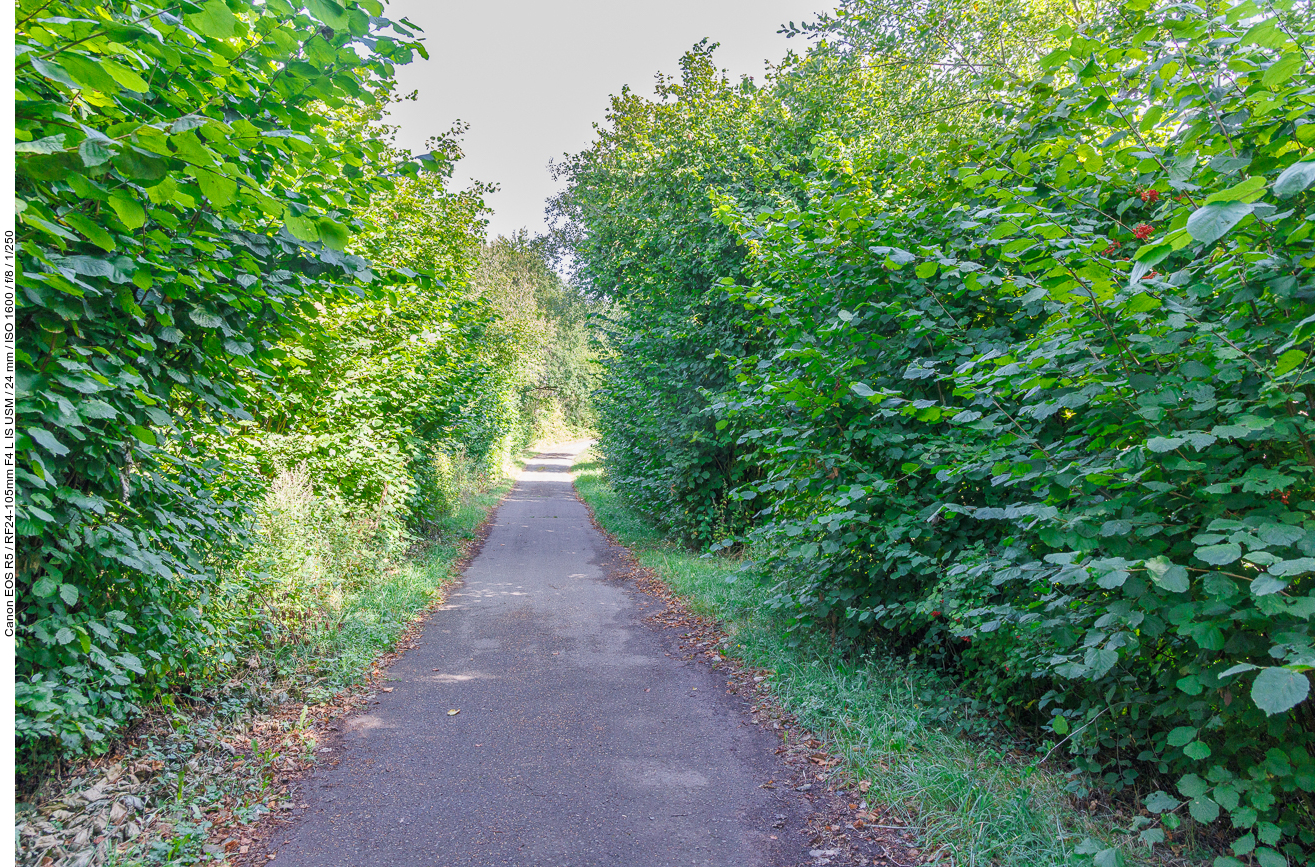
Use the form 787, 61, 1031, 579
573, 449, 1211, 867
256, 467, 517, 705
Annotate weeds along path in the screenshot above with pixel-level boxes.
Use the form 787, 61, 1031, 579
263, 442, 812, 867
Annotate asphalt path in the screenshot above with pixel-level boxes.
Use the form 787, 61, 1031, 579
267, 442, 810, 867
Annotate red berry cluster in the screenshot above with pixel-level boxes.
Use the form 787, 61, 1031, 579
1139, 187, 1160, 203
1133, 223, 1155, 240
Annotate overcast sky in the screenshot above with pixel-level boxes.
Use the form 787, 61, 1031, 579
382, 0, 836, 240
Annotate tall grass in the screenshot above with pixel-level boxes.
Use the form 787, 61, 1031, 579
219, 454, 516, 702
273, 473, 513, 701
573, 450, 1194, 867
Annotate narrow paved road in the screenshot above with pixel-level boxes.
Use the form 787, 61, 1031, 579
268, 443, 809, 867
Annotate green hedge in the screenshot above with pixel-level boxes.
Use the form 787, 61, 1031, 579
13, 0, 547, 769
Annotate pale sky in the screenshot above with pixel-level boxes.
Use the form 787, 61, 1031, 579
382, 0, 836, 240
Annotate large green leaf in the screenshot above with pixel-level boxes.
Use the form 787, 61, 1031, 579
316, 217, 351, 251
186, 0, 239, 38
115, 148, 168, 181
61, 53, 121, 94
78, 138, 115, 167
1261, 53, 1303, 88
1145, 791, 1180, 813
196, 168, 238, 206
1147, 556, 1190, 592
189, 309, 225, 329
1269, 558, 1315, 577
27, 427, 69, 457
28, 58, 78, 89
107, 192, 146, 230
306, 0, 350, 29
63, 213, 116, 251
1188, 797, 1220, 824
1274, 158, 1315, 199
1241, 17, 1286, 48
1185, 202, 1253, 245
285, 210, 320, 242
102, 58, 150, 93
1251, 667, 1310, 715
1274, 349, 1307, 375
1195, 543, 1242, 566
1167, 726, 1197, 746
16, 134, 67, 154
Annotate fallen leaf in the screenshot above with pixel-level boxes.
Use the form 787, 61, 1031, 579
447, 709, 460, 716
858, 780, 871, 793
380, 688, 393, 693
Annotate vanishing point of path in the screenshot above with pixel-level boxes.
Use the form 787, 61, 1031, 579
267, 443, 812, 867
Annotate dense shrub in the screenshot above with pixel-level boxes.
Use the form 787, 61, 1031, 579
408, 445, 467, 533
226, 463, 407, 645
13, 0, 436, 762
549, 46, 805, 544
561, 0, 1315, 860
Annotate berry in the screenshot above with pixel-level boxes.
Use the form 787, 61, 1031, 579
1133, 223, 1154, 240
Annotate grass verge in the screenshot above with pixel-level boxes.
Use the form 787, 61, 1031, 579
573, 449, 1200, 867
267, 478, 516, 702
17, 472, 518, 867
